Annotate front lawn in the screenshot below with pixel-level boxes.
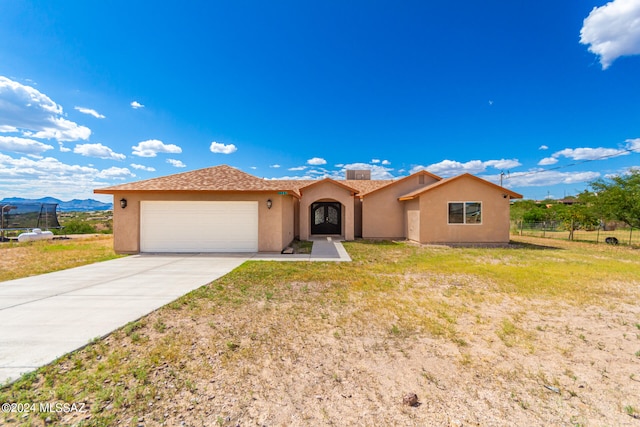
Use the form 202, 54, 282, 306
0, 235, 119, 282
2, 236, 640, 426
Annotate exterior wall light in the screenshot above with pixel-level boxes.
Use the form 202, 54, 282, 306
266, 199, 273, 209
120, 198, 128, 209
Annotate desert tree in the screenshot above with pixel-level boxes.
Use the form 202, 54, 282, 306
589, 169, 640, 229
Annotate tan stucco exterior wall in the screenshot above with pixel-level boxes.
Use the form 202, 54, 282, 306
299, 182, 354, 240
362, 174, 438, 239
280, 195, 296, 248
417, 177, 512, 244
110, 191, 296, 253
111, 192, 141, 254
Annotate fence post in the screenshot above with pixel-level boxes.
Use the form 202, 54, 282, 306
519, 220, 523, 236
630, 227, 634, 246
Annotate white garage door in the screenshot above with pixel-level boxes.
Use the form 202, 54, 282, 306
140, 201, 258, 252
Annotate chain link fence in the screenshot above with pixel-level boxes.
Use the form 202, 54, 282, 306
511, 221, 640, 246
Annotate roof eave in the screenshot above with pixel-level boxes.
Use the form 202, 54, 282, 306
93, 188, 302, 198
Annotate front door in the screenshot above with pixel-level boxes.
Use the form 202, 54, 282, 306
311, 202, 341, 235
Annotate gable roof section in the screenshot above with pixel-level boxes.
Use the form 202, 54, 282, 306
358, 169, 442, 198
94, 165, 303, 197
297, 177, 361, 194
398, 173, 523, 201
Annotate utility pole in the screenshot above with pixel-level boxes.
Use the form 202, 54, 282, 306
500, 171, 509, 187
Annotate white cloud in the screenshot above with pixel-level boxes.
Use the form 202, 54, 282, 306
626, 138, 640, 151
166, 158, 186, 168
605, 165, 640, 179
96, 167, 135, 179
308, 168, 330, 176
209, 141, 237, 154
132, 139, 182, 157
540, 144, 632, 166
554, 147, 626, 160
506, 170, 601, 187
74, 143, 126, 160
539, 145, 548, 150
538, 157, 559, 166
0, 153, 94, 179
371, 159, 380, 164
307, 157, 327, 165
130, 163, 156, 172
580, 0, 640, 69
0, 153, 137, 199
381, 160, 391, 165
412, 158, 521, 176
412, 160, 484, 176
288, 166, 307, 171
484, 159, 522, 170
268, 174, 315, 180
74, 106, 105, 119
0, 76, 91, 142
270, 164, 281, 168
0, 136, 54, 155
26, 116, 92, 141
130, 101, 144, 109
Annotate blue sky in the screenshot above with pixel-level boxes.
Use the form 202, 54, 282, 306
1, 0, 639, 203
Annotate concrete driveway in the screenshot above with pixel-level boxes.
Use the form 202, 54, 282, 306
0, 253, 249, 384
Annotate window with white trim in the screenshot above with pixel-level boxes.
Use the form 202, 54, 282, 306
448, 202, 482, 224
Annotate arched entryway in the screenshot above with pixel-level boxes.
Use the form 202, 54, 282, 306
310, 202, 341, 235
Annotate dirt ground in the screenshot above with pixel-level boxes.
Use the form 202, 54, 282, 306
31, 287, 639, 426
3, 238, 640, 426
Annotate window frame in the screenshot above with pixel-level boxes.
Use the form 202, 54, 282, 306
447, 201, 482, 225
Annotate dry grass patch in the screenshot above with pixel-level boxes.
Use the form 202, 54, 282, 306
2, 237, 640, 426
0, 235, 119, 282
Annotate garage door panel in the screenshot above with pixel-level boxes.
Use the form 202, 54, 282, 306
140, 201, 258, 252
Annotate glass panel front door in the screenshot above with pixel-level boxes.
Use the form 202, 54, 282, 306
311, 202, 341, 235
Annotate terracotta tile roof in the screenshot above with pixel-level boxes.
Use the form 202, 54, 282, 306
343, 179, 394, 195
353, 170, 442, 198
94, 165, 405, 197
276, 179, 393, 196
296, 178, 362, 193
94, 165, 303, 195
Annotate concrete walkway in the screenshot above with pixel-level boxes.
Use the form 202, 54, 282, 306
0, 254, 249, 384
250, 236, 352, 262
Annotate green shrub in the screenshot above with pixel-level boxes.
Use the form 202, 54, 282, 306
60, 219, 97, 234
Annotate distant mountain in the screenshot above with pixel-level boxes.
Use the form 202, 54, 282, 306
0, 197, 113, 212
